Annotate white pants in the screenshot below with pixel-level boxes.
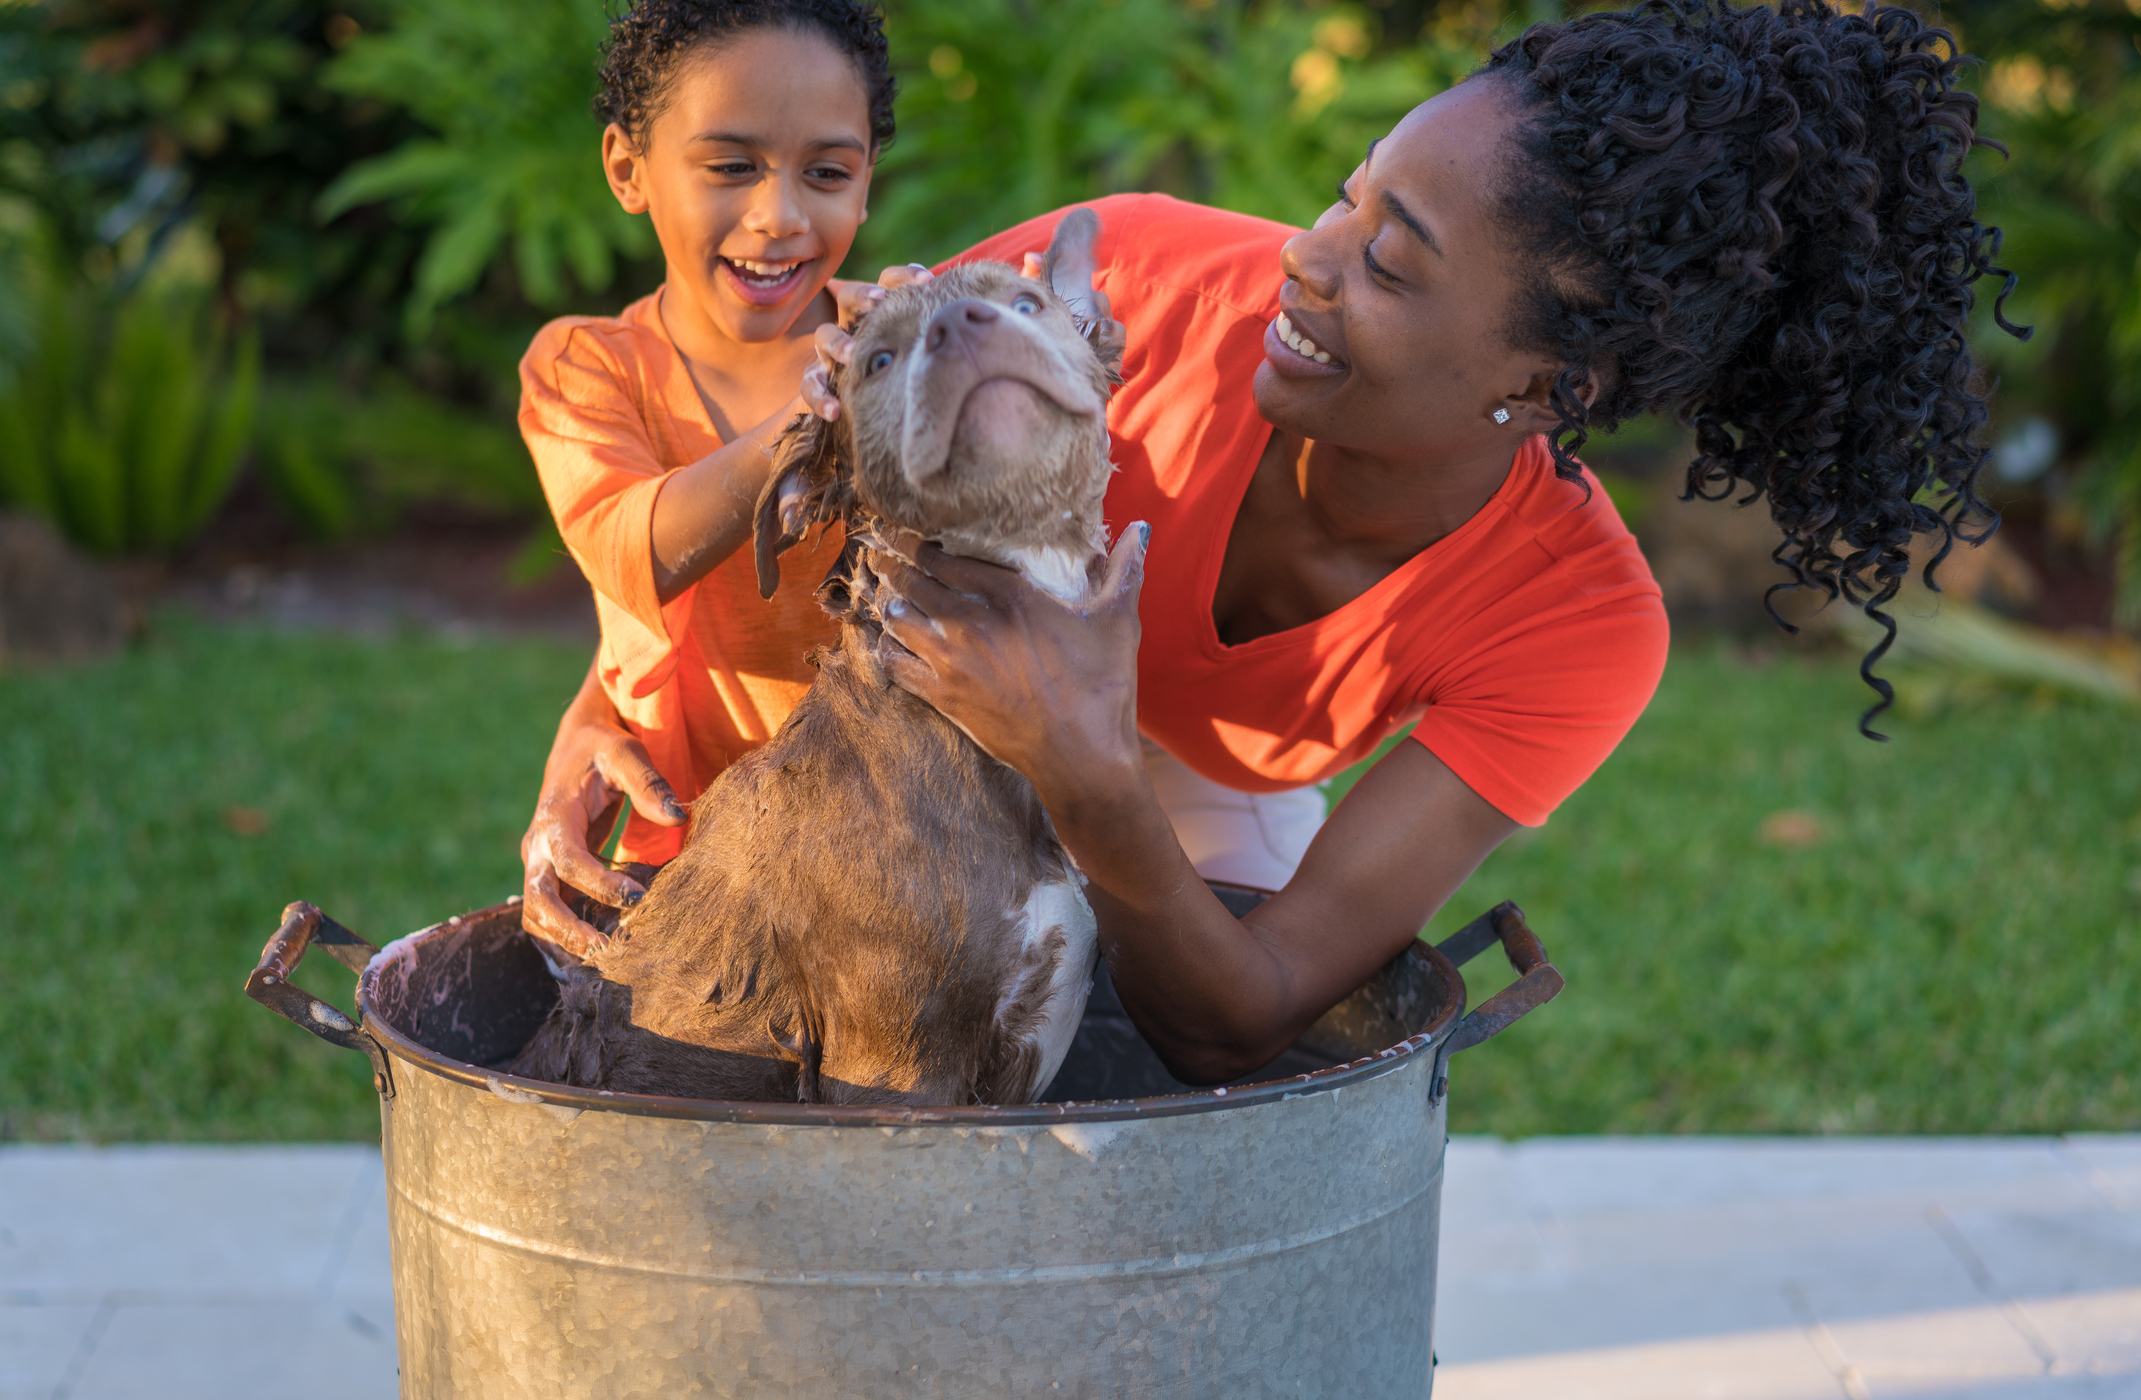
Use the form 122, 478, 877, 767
1141, 738, 1327, 892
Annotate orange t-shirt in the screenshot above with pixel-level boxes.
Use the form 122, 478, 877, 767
519, 292, 846, 864
954, 194, 1668, 825
524, 195, 1667, 857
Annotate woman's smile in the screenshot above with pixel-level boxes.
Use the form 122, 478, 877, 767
1262, 311, 1348, 378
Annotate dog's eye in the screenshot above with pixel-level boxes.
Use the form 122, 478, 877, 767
1011, 294, 1042, 315
865, 349, 895, 375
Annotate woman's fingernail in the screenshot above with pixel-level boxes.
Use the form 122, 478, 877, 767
1138, 522, 1152, 550
663, 799, 687, 823
884, 597, 906, 617
623, 888, 645, 907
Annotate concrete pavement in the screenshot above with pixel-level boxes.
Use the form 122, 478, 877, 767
2, 1136, 2136, 1398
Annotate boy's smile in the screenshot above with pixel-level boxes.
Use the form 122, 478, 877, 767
719, 255, 814, 307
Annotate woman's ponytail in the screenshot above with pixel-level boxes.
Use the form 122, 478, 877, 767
1485, 0, 2027, 735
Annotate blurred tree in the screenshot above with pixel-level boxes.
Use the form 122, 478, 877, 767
14, 0, 2126, 606
0, 0, 427, 365
848, 0, 1489, 268
301, 0, 1496, 315
1948, 0, 2141, 622
317, 0, 652, 337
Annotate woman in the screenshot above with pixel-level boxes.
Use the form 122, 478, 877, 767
522, 0, 2016, 1084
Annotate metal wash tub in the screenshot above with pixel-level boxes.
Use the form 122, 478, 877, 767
247, 883, 1562, 1399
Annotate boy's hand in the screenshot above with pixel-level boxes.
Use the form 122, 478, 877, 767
521, 702, 686, 959
806, 264, 935, 422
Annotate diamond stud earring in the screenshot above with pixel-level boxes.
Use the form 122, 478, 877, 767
1492, 407, 1511, 424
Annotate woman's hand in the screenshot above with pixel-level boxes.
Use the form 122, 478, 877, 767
520, 659, 687, 957
864, 525, 1150, 806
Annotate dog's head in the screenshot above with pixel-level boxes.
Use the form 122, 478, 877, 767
755, 208, 1122, 600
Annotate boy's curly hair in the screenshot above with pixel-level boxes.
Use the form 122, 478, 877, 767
1484, 0, 2028, 735
597, 0, 896, 152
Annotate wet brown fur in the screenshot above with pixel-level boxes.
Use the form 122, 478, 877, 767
510, 212, 1120, 1106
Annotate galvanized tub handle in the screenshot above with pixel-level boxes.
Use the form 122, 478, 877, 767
245, 901, 395, 1098
1429, 900, 1564, 1101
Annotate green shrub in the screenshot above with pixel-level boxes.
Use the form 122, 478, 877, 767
1951, 0, 2141, 620
857, 2, 1481, 268
254, 374, 545, 540
317, 0, 652, 335
310, 0, 1488, 315
0, 1, 424, 355
0, 255, 259, 555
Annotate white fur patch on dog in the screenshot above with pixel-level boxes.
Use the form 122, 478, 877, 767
1005, 877, 1099, 1099
1004, 545, 1093, 605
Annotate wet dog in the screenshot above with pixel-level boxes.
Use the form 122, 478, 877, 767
509, 211, 1121, 1106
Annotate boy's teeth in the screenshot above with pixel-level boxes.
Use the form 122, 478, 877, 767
731, 258, 802, 278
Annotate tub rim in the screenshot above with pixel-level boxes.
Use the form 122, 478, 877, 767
356, 898, 1468, 1130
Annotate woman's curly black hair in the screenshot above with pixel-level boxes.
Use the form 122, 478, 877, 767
596, 0, 896, 151
1483, 0, 2028, 735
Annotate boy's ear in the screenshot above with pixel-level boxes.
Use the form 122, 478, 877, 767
754, 412, 854, 600
1039, 207, 1123, 383
600, 122, 649, 215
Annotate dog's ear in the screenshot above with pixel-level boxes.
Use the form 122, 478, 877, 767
1041, 207, 1102, 320
754, 412, 854, 600
1040, 207, 1124, 383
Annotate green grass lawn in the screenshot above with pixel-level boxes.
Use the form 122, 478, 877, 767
1, 616, 586, 1141
1363, 650, 2141, 1136
3, 615, 2136, 1141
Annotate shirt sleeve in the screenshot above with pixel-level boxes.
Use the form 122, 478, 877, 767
1410, 553, 1670, 827
519, 319, 693, 699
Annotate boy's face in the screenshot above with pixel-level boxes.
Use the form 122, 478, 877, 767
603, 27, 874, 347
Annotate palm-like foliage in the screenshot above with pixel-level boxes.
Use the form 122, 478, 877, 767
0, 251, 259, 555
859, 0, 1485, 267
313, 0, 1486, 309
318, 0, 652, 334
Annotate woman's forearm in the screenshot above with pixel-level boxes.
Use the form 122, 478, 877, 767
1041, 740, 1517, 1086
1041, 764, 1304, 1083
649, 397, 805, 602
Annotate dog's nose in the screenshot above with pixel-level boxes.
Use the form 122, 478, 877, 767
924, 298, 1001, 355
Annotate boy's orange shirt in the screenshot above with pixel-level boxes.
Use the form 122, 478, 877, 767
522, 195, 1667, 863
519, 291, 845, 864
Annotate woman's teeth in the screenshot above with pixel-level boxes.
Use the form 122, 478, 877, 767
1276, 313, 1332, 364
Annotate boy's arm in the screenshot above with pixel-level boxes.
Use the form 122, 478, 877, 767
520, 652, 687, 956
645, 403, 799, 603
643, 278, 916, 601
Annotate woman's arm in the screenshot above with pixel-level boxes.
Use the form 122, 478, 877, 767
520, 653, 689, 956
869, 536, 1517, 1083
